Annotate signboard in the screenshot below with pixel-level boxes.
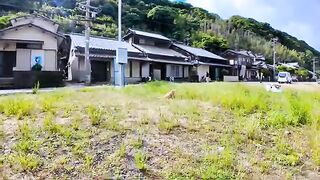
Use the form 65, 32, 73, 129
116, 48, 128, 64
31, 55, 44, 71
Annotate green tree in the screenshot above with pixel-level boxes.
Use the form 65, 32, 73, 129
192, 32, 229, 53
147, 6, 176, 35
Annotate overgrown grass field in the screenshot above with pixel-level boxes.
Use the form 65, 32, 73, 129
0, 82, 319, 179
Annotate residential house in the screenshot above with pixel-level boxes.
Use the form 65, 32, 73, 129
221, 50, 265, 80
66, 34, 146, 84
123, 29, 192, 81
172, 43, 230, 81
66, 29, 229, 84
0, 14, 65, 88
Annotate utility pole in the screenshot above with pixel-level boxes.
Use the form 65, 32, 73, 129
85, 0, 91, 84
313, 57, 318, 80
271, 38, 278, 81
78, 1, 101, 85
118, 0, 122, 42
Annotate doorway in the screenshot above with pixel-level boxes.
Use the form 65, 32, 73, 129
91, 60, 111, 82
0, 51, 16, 77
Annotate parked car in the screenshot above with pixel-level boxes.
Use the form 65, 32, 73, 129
278, 72, 292, 83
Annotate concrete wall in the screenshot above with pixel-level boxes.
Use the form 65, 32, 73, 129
11, 17, 59, 33
197, 65, 209, 81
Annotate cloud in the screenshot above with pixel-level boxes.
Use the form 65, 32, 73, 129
186, 0, 275, 22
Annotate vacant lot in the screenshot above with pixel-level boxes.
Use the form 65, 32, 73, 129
1, 82, 319, 179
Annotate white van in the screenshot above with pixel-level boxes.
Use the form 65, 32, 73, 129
278, 72, 292, 83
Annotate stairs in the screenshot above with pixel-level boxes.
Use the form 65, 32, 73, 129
0, 77, 14, 89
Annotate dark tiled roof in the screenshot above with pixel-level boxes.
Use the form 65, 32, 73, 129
68, 34, 141, 53
174, 43, 226, 61
134, 44, 185, 58
125, 29, 170, 41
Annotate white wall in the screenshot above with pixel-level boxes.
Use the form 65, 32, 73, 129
44, 50, 56, 71
197, 65, 209, 81
16, 49, 31, 70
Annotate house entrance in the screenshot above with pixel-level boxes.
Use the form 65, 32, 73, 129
91, 61, 111, 82
0, 51, 16, 77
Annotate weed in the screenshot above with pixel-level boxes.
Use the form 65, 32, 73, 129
32, 81, 40, 94
71, 115, 82, 130
130, 137, 144, 149
17, 122, 33, 139
41, 97, 56, 113
84, 154, 94, 168
43, 114, 62, 135
118, 143, 127, 158
272, 137, 300, 166
134, 151, 147, 172
1, 97, 34, 119
87, 105, 103, 126
14, 139, 41, 154
10, 153, 41, 171
158, 113, 178, 134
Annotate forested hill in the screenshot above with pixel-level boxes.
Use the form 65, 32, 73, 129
0, 0, 318, 69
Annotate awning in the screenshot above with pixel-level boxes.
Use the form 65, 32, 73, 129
147, 58, 192, 65
198, 62, 232, 68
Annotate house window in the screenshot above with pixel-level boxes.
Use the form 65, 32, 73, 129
17, 43, 42, 49
170, 65, 180, 77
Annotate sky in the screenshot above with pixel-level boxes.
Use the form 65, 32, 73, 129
175, 0, 320, 51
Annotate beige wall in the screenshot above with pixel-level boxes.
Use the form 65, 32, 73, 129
197, 65, 210, 81
11, 17, 59, 33
0, 42, 16, 51
1, 27, 58, 50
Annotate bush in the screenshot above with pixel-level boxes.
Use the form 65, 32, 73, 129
0, 98, 34, 119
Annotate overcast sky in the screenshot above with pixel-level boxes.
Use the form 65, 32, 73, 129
176, 0, 320, 51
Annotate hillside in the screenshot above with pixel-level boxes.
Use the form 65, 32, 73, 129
0, 0, 318, 69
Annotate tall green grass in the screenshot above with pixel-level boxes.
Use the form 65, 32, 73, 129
122, 82, 319, 128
